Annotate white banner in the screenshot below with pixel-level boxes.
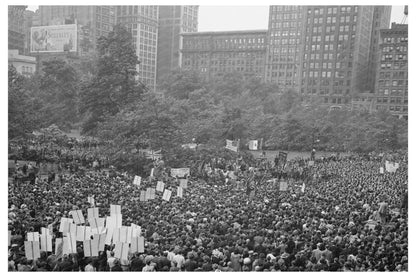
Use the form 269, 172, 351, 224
156, 181, 165, 192
171, 168, 190, 178
70, 210, 85, 225
177, 187, 183, 198
279, 181, 288, 191
133, 175, 141, 187
248, 140, 258, 150
25, 241, 40, 260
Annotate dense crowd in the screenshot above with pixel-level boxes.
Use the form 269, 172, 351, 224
8, 138, 408, 272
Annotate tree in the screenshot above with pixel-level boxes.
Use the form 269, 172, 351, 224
80, 24, 146, 135
8, 65, 34, 139
38, 59, 79, 129
160, 69, 205, 99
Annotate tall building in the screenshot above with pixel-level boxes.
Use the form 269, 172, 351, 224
180, 30, 267, 82
157, 6, 198, 85
116, 6, 159, 90
38, 6, 116, 53
368, 6, 391, 93
8, 5, 27, 54
266, 6, 391, 106
8, 49, 37, 77
265, 6, 305, 92
299, 6, 375, 106
374, 23, 408, 119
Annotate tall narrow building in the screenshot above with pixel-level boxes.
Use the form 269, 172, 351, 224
265, 6, 305, 92
374, 23, 408, 119
116, 6, 159, 90
157, 6, 198, 85
367, 6, 391, 93
8, 5, 27, 54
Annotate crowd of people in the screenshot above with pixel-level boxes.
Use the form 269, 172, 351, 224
8, 135, 408, 272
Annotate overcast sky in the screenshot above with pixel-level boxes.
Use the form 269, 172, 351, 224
26, 5, 406, 31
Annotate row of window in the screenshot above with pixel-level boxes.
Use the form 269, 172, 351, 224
382, 46, 408, 53
382, 37, 407, 43
375, 105, 407, 112
380, 62, 407, 69
377, 79, 407, 87
381, 54, 407, 61
377, 88, 407, 95
379, 71, 406, 79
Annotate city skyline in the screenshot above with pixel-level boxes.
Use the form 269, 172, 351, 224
26, 5, 406, 32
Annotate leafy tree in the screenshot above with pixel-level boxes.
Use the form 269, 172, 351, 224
38, 59, 79, 129
80, 24, 146, 135
8, 65, 34, 139
159, 69, 205, 99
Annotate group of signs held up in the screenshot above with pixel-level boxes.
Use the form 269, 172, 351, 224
133, 167, 190, 202
22, 203, 145, 261
22, 165, 193, 261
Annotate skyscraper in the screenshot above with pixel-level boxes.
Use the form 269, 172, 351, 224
8, 5, 27, 54
374, 23, 408, 119
116, 6, 159, 90
157, 6, 198, 85
265, 6, 305, 92
367, 6, 391, 93
266, 6, 387, 106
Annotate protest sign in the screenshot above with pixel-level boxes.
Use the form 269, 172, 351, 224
70, 210, 85, 224
171, 168, 190, 178
150, 168, 154, 177
76, 226, 92, 241
380, 167, 384, 174
140, 190, 146, 202
177, 187, 183, 198
248, 140, 258, 150
114, 242, 129, 260
133, 175, 141, 187
279, 151, 288, 165
146, 188, 152, 200
91, 233, 106, 252
301, 183, 306, 193
156, 181, 165, 192
27, 232, 39, 242
150, 188, 156, 199
63, 232, 77, 254
110, 204, 121, 216
279, 181, 288, 191
106, 215, 122, 230
179, 179, 188, 189
89, 217, 105, 231
55, 238, 63, 258
131, 223, 141, 238
87, 208, 99, 219
225, 139, 239, 152
162, 189, 172, 201
8, 231, 11, 246
308, 161, 315, 167
105, 228, 114, 245
40, 232, 52, 252
131, 236, 145, 253
24, 241, 40, 260
87, 196, 95, 206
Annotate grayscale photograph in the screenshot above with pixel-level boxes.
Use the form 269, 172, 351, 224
8, 3, 408, 272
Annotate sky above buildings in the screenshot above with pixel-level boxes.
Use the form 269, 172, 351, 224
26, 5, 406, 32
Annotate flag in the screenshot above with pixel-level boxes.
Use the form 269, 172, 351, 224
225, 139, 239, 152
24, 241, 40, 260
140, 149, 162, 160
162, 189, 172, 201
248, 140, 258, 150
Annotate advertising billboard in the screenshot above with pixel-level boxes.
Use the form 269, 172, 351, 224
30, 24, 77, 53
